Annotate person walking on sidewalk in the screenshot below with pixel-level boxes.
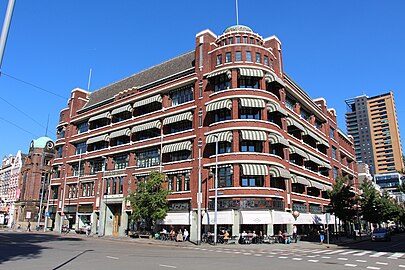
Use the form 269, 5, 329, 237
293, 225, 298, 243
318, 226, 325, 244
27, 221, 31, 232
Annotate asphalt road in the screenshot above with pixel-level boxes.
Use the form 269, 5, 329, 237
0, 231, 405, 270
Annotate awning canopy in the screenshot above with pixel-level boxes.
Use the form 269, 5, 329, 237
133, 94, 162, 108
111, 104, 133, 115
268, 132, 289, 147
86, 134, 110, 145
240, 164, 268, 176
295, 213, 318, 225
131, 120, 161, 133
162, 141, 192, 153
309, 180, 324, 190
267, 100, 288, 116
202, 210, 234, 225
291, 174, 311, 186
317, 138, 330, 148
206, 131, 233, 143
288, 145, 309, 159
206, 99, 232, 112
265, 71, 285, 86
110, 128, 131, 139
88, 112, 111, 122
240, 130, 267, 141
305, 129, 321, 143
286, 117, 306, 133
239, 68, 264, 77
239, 98, 265, 108
306, 154, 323, 166
323, 184, 333, 191
163, 112, 193, 125
240, 211, 272, 224
207, 69, 232, 79
269, 166, 291, 179
272, 211, 295, 225
157, 212, 190, 225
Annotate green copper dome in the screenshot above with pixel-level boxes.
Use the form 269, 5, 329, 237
223, 25, 253, 34
32, 137, 54, 149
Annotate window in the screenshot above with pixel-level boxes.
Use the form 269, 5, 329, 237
218, 142, 232, 154
176, 174, 182, 191
105, 178, 111, 195
168, 121, 192, 134
213, 74, 231, 92
330, 127, 335, 139
239, 76, 260, 89
112, 111, 131, 123
76, 142, 86, 155
218, 167, 232, 187
228, 37, 233, 44
199, 81, 203, 98
241, 176, 264, 187
57, 127, 65, 139
243, 36, 248, 43
168, 175, 174, 191
214, 109, 231, 123
53, 167, 61, 178
264, 55, 269, 65
332, 147, 337, 159
300, 108, 311, 121
285, 96, 295, 110
112, 177, 117, 194
91, 160, 104, 174
240, 141, 262, 152
240, 107, 261, 120
169, 150, 191, 162
170, 85, 193, 106
216, 54, 222, 65
270, 59, 274, 70
198, 109, 203, 127
249, 37, 254, 44
72, 163, 84, 177
184, 172, 190, 191
114, 154, 128, 170
255, 52, 261, 63
246, 51, 252, 62
333, 167, 339, 179
236, 36, 241, 43
51, 186, 59, 199
235, 51, 242, 62
81, 182, 94, 197
56, 146, 63, 158
136, 149, 160, 168
225, 52, 232, 63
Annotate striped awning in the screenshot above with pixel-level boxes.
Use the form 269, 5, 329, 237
291, 174, 310, 186
267, 100, 288, 116
323, 184, 333, 191
305, 129, 321, 143
88, 112, 111, 122
86, 134, 110, 145
131, 120, 161, 133
206, 99, 232, 112
320, 161, 332, 169
206, 131, 233, 143
239, 98, 265, 108
317, 138, 330, 148
133, 94, 162, 108
268, 132, 289, 147
111, 104, 133, 115
110, 128, 131, 139
239, 68, 264, 77
309, 180, 324, 190
286, 117, 306, 133
162, 141, 192, 153
306, 154, 323, 166
207, 69, 232, 79
269, 166, 291, 179
163, 112, 193, 125
240, 130, 267, 141
240, 164, 268, 176
288, 145, 309, 159
265, 72, 285, 86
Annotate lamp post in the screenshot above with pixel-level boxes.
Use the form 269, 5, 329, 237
214, 135, 218, 245
197, 138, 202, 245
100, 156, 107, 236
37, 153, 45, 230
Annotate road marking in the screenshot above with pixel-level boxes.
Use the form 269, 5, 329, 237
313, 250, 329, 254
398, 265, 405, 268
325, 250, 345, 255
266, 255, 274, 258
159, 264, 177, 269
234, 252, 241, 254
106, 256, 119, 260
375, 262, 387, 265
254, 254, 262, 257
341, 250, 359, 255
278, 256, 288, 259
344, 264, 357, 267
216, 250, 223, 253
354, 251, 372, 256
307, 255, 319, 258
308, 259, 319, 263
370, 252, 387, 258
338, 258, 349, 261
322, 256, 331, 259
201, 248, 207, 251
388, 252, 404, 259
243, 253, 251, 255
292, 258, 302, 261
356, 260, 367, 263
366, 267, 380, 270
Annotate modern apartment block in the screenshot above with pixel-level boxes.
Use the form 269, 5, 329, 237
345, 92, 404, 175
50, 25, 357, 240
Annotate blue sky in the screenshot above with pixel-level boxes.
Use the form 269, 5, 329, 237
0, 0, 404, 158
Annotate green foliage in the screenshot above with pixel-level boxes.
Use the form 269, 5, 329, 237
126, 171, 170, 230
359, 179, 381, 224
327, 175, 357, 224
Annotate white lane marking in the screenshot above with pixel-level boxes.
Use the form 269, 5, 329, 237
313, 250, 330, 254
308, 259, 319, 263
243, 253, 251, 255
278, 256, 288, 259
266, 255, 274, 258
325, 250, 345, 255
356, 260, 367, 263
159, 265, 177, 269
344, 264, 357, 267
370, 252, 387, 258
375, 262, 387, 265
366, 267, 380, 270
216, 250, 223, 253
388, 252, 405, 259
254, 254, 262, 257
106, 256, 119, 260
292, 258, 302, 261
322, 256, 331, 259
354, 251, 372, 256
201, 248, 207, 251
398, 265, 405, 268
341, 250, 359, 255
338, 258, 349, 261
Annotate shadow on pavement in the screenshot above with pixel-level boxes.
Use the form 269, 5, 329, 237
0, 232, 84, 265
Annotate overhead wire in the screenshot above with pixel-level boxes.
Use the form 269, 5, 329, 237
0, 116, 39, 138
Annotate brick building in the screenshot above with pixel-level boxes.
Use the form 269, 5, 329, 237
50, 25, 357, 239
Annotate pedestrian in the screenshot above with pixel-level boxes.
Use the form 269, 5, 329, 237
27, 220, 31, 232
183, 228, 189, 241
318, 226, 325, 244
293, 225, 298, 243
86, 223, 92, 236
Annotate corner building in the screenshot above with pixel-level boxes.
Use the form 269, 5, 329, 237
51, 25, 357, 239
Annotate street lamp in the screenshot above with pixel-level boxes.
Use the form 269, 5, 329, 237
214, 135, 218, 245
100, 156, 107, 236
197, 138, 203, 245
37, 153, 45, 230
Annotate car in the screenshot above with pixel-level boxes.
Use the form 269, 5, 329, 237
371, 228, 391, 242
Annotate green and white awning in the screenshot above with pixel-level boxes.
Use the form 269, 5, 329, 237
288, 145, 310, 159
240, 130, 267, 141
239, 98, 265, 108
86, 134, 110, 145
206, 99, 232, 112
207, 69, 232, 79
111, 104, 133, 115
163, 112, 193, 125
267, 100, 288, 116
268, 132, 289, 147
306, 154, 323, 166
317, 137, 330, 148
206, 131, 233, 143
240, 164, 268, 176
88, 112, 111, 122
305, 129, 321, 143
133, 94, 162, 108
110, 128, 131, 139
320, 161, 332, 169
239, 68, 264, 77
323, 184, 333, 191
309, 180, 324, 190
286, 117, 306, 133
131, 120, 161, 133
291, 174, 310, 186
162, 141, 192, 153
269, 166, 291, 179
265, 71, 285, 86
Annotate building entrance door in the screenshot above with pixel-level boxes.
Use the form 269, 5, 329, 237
112, 205, 121, 237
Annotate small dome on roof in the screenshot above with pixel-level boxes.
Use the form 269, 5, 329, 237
223, 25, 253, 34
32, 136, 54, 149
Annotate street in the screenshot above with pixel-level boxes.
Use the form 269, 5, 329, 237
0, 231, 405, 270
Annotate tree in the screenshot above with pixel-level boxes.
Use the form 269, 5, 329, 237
359, 179, 381, 224
126, 171, 170, 232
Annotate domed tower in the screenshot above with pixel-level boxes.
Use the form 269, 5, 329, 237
15, 136, 55, 227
